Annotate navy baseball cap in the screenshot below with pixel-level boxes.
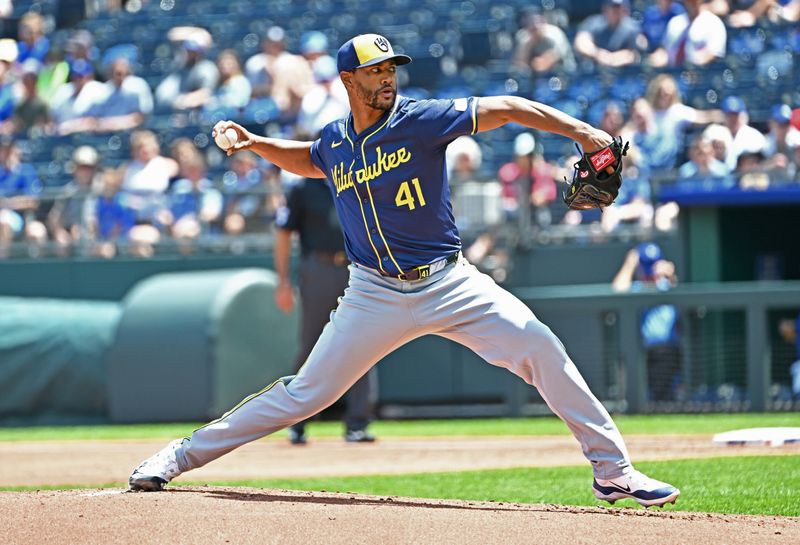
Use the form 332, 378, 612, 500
336, 34, 411, 73
637, 242, 662, 277
721, 96, 747, 114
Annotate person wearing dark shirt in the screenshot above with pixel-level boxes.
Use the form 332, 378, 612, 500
273, 177, 378, 444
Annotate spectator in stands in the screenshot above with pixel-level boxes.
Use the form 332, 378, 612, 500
649, 0, 727, 67
574, 0, 646, 69
774, 0, 800, 21
708, 0, 779, 27
169, 137, 203, 183
122, 130, 178, 195
47, 145, 100, 255
163, 152, 223, 252
204, 49, 251, 113
64, 30, 96, 65
222, 151, 270, 235
678, 136, 731, 182
645, 74, 723, 151
91, 167, 135, 259
0, 138, 46, 257
513, 7, 576, 74
155, 38, 219, 112
36, 45, 70, 107
622, 98, 680, 176
702, 123, 735, 166
0, 39, 18, 134
599, 170, 655, 232
763, 104, 800, 183
121, 130, 178, 251
641, 0, 685, 52
613, 242, 682, 403
299, 31, 331, 64
736, 150, 770, 189
50, 59, 106, 135
13, 59, 51, 136
16, 11, 49, 65
446, 135, 484, 185
245, 26, 314, 120
721, 95, 767, 171
765, 104, 800, 158
88, 56, 152, 133
497, 133, 557, 226
598, 101, 626, 137
296, 56, 350, 140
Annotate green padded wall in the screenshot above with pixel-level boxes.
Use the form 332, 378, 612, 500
107, 269, 297, 422
0, 297, 120, 423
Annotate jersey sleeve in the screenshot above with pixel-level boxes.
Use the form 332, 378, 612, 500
309, 137, 326, 173
408, 97, 479, 148
275, 182, 304, 231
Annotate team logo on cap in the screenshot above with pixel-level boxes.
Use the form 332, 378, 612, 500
374, 36, 389, 52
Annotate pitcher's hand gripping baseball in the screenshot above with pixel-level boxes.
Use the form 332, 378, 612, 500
563, 136, 630, 210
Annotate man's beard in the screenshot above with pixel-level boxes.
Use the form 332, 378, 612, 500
356, 81, 396, 111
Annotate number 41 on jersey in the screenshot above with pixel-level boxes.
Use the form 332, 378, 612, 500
395, 178, 426, 210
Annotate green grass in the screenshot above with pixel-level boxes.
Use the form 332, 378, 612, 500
6, 456, 794, 517
179, 455, 800, 516
0, 413, 798, 441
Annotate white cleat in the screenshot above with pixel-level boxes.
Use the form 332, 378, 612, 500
593, 469, 680, 507
128, 438, 185, 491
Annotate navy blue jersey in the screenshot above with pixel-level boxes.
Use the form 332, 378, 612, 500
310, 95, 478, 274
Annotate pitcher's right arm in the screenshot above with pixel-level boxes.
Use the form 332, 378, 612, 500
212, 121, 326, 179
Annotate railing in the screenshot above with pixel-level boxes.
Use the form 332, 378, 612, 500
512, 281, 800, 414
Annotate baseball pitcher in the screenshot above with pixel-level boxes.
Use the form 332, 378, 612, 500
130, 33, 678, 508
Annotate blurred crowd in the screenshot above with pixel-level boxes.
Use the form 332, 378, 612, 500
0, 0, 798, 258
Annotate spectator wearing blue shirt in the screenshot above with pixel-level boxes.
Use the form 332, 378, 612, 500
574, 0, 647, 68
92, 167, 136, 259
641, 0, 685, 52
0, 139, 46, 256
163, 152, 223, 250
16, 12, 49, 64
613, 242, 682, 402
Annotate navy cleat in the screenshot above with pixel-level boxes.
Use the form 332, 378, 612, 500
593, 469, 680, 507
129, 439, 185, 491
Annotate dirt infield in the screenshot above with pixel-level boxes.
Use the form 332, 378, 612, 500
2, 487, 798, 545
1, 435, 799, 544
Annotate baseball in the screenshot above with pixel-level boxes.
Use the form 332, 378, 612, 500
214, 127, 239, 150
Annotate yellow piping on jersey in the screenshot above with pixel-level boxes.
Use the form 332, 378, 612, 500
470, 97, 478, 134
193, 377, 284, 432
345, 115, 387, 273
360, 102, 405, 275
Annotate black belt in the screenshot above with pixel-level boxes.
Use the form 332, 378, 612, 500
380, 251, 460, 281
310, 250, 349, 267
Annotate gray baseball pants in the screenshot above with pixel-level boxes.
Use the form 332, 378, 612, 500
177, 256, 632, 479
294, 254, 377, 432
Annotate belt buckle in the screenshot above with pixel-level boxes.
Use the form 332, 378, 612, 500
416, 264, 431, 279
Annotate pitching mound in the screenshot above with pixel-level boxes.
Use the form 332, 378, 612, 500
1, 487, 797, 545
